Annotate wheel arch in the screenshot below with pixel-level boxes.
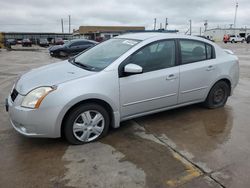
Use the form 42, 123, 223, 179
60, 98, 117, 137
206, 77, 232, 99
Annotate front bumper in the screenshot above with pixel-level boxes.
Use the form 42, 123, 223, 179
6, 95, 61, 138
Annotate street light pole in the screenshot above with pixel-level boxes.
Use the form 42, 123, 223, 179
61, 19, 64, 33
189, 20, 192, 35
69, 15, 71, 33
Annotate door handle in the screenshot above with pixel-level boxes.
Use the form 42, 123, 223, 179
206, 65, 215, 71
166, 74, 177, 80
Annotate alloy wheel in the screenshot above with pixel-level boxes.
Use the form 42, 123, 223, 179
72, 110, 105, 142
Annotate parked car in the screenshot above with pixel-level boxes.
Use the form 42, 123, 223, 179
55, 38, 64, 45
223, 34, 230, 43
17, 40, 22, 45
49, 39, 97, 57
6, 33, 239, 144
22, 39, 32, 47
39, 38, 49, 47
6, 39, 16, 45
230, 35, 245, 43
63, 40, 69, 44
246, 35, 250, 43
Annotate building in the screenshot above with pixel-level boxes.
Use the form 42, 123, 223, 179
73, 26, 179, 41
204, 28, 250, 42
2, 32, 73, 43
73, 26, 145, 41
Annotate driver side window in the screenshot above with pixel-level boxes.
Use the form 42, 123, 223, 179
130, 40, 176, 73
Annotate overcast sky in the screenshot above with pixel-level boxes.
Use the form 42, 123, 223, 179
0, 0, 249, 34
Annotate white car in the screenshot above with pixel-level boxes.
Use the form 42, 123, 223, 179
229, 35, 245, 43
6, 33, 239, 144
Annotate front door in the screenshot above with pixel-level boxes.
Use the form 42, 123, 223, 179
119, 40, 180, 118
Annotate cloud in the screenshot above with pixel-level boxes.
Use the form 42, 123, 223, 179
0, 0, 248, 34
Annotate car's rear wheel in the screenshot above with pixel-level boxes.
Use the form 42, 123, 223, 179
64, 103, 110, 145
204, 81, 230, 109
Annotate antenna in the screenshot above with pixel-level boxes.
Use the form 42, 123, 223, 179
234, 1, 239, 28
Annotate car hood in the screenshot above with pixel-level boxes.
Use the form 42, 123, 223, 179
15, 61, 96, 95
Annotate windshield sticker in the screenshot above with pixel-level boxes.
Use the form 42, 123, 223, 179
122, 40, 138, 46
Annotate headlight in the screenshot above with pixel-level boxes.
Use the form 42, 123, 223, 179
21, 86, 56, 109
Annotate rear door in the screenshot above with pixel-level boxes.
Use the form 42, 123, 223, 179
178, 39, 218, 104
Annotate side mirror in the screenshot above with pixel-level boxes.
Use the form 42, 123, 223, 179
124, 64, 143, 75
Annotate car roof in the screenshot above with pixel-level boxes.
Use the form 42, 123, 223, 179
70, 39, 97, 43
116, 32, 213, 43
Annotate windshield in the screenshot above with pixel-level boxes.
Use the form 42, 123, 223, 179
73, 38, 140, 71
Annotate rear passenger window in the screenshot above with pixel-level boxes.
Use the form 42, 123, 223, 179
180, 40, 206, 64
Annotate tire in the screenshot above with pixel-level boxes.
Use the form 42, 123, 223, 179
203, 81, 230, 109
231, 40, 235, 43
241, 39, 245, 43
64, 103, 110, 145
59, 51, 68, 57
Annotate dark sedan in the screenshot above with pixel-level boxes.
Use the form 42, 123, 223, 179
49, 39, 98, 57
6, 39, 16, 45
22, 39, 32, 47
39, 38, 49, 47
247, 35, 250, 44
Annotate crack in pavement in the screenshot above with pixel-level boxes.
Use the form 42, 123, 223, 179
133, 120, 226, 188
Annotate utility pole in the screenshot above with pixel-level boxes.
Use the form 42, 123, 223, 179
200, 27, 202, 36
189, 20, 192, 35
160, 23, 162, 30
234, 2, 239, 28
61, 18, 64, 33
165, 18, 168, 30
69, 15, 71, 33
204, 20, 208, 31
154, 18, 157, 30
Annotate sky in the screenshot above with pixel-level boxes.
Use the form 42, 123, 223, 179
0, 0, 249, 34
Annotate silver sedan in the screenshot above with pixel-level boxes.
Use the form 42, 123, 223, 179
6, 33, 239, 144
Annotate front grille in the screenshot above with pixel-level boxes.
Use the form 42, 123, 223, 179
11, 89, 18, 102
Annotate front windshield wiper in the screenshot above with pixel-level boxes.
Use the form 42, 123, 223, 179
68, 58, 98, 71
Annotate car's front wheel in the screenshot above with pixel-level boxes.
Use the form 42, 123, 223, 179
64, 103, 110, 145
59, 51, 68, 57
204, 81, 230, 109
